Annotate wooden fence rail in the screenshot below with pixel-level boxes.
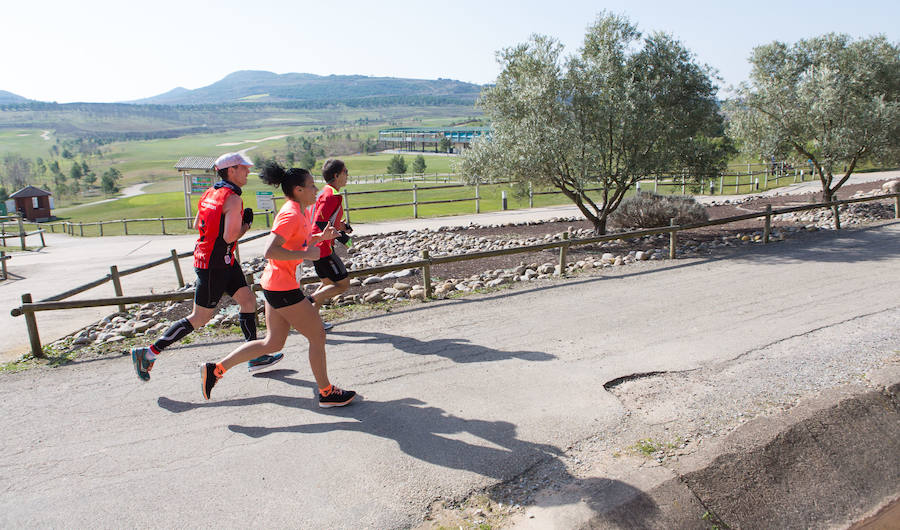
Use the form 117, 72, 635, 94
9, 193, 899, 359
7, 169, 822, 237
0, 214, 47, 250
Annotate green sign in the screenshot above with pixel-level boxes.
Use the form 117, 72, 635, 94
0, 202, 6, 216
256, 191, 275, 210
191, 175, 213, 194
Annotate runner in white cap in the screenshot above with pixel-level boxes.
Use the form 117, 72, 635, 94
130, 152, 282, 382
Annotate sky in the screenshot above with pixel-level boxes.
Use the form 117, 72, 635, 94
3, 0, 899, 103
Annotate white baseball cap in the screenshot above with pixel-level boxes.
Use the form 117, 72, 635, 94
214, 152, 254, 170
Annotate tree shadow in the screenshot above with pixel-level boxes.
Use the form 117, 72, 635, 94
326, 330, 555, 363
728, 221, 900, 265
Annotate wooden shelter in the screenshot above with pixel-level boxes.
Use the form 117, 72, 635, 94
9, 185, 53, 221
174, 156, 218, 228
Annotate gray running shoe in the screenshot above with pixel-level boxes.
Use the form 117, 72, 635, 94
247, 353, 284, 372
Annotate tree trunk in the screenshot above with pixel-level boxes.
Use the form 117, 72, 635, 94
593, 215, 608, 235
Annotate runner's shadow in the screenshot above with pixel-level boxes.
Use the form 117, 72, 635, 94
326, 330, 554, 363
227, 397, 663, 526
157, 369, 317, 413
229, 397, 560, 480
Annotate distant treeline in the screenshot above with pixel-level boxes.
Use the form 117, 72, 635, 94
0, 96, 480, 140
0, 94, 477, 113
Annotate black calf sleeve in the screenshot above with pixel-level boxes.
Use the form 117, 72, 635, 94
152, 318, 195, 352
239, 312, 257, 342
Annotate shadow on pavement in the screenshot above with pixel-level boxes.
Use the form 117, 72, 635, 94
325, 330, 555, 363
157, 369, 319, 413
224, 395, 663, 526
228, 397, 558, 480
158, 370, 663, 525
729, 221, 900, 265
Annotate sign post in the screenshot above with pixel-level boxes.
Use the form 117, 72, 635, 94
256, 191, 275, 212
183, 174, 192, 229
183, 173, 214, 228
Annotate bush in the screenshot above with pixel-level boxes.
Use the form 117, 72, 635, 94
610, 192, 708, 229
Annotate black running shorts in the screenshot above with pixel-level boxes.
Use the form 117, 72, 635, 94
194, 264, 248, 308
263, 288, 307, 309
313, 253, 349, 282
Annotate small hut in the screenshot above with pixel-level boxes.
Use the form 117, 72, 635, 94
9, 186, 53, 222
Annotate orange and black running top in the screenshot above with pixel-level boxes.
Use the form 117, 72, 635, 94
193, 180, 242, 269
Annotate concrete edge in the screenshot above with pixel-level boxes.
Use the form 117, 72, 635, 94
506, 363, 900, 529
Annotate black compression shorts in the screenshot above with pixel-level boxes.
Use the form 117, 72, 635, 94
194, 264, 248, 308
313, 253, 349, 282
262, 288, 308, 309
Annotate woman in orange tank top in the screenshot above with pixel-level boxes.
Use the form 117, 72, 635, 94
201, 162, 356, 408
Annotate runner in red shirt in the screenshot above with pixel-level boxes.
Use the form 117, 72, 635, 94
309, 159, 352, 329
201, 161, 355, 407
130, 152, 282, 382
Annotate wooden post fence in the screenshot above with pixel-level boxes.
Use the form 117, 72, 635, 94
9, 193, 897, 358
669, 218, 677, 259
413, 184, 418, 218
343, 188, 351, 225
110, 265, 125, 313
22, 293, 44, 358
18, 215, 26, 250
558, 232, 569, 276
475, 181, 480, 213
764, 204, 772, 244
421, 250, 432, 299
171, 249, 185, 288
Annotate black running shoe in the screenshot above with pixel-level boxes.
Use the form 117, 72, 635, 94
201, 363, 221, 400
318, 386, 356, 408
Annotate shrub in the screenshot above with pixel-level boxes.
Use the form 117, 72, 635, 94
610, 192, 708, 229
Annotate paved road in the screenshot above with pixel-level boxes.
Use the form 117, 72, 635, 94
1, 218, 897, 528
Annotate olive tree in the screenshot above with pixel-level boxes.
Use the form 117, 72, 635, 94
728, 34, 900, 203
455, 12, 730, 233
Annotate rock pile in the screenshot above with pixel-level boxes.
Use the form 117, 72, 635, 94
46, 200, 894, 353
775, 201, 894, 229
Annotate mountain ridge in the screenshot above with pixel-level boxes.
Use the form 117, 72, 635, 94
126, 70, 483, 105
1, 71, 484, 106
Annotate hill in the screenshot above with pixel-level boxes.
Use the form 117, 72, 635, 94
129, 70, 483, 105
0, 71, 483, 140
0, 90, 30, 104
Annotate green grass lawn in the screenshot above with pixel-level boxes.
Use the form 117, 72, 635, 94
0, 129, 56, 159
26, 159, 841, 237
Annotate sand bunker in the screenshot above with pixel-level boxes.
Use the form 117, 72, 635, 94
216, 134, 290, 147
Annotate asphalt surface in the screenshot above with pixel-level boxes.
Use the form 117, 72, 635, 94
1, 215, 898, 527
